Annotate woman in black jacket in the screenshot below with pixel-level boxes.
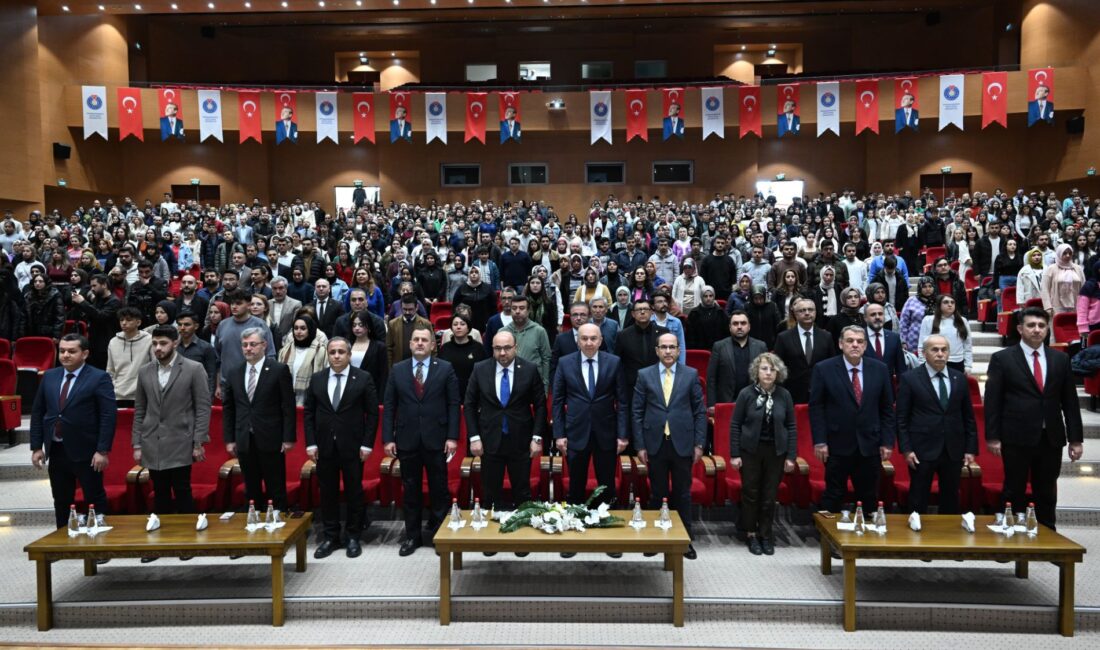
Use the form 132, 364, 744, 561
415, 250, 448, 304
451, 265, 496, 335
23, 274, 64, 340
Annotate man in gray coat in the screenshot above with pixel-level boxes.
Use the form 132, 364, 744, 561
133, 325, 212, 521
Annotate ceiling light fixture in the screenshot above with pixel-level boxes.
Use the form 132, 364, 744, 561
61, 5, 70, 11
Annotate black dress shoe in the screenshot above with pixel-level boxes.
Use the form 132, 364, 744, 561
559, 552, 576, 558
96, 559, 110, 565
606, 552, 622, 558
748, 537, 763, 555
346, 539, 362, 558
399, 539, 421, 557
483, 551, 497, 557
644, 552, 658, 557
229, 555, 244, 560
683, 544, 697, 560
761, 539, 775, 556
140, 557, 159, 564
514, 552, 529, 557
314, 540, 341, 559
179, 556, 194, 561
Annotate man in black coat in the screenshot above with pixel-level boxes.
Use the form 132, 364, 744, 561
222, 327, 297, 511
464, 331, 547, 511
305, 337, 380, 559
613, 299, 669, 391
333, 288, 387, 342
70, 274, 120, 369
773, 298, 835, 403
706, 309, 767, 412
985, 307, 1084, 529
312, 279, 345, 339
550, 302, 589, 380
896, 335, 977, 514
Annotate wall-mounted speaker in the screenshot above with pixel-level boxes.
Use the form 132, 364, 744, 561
1067, 115, 1085, 135
53, 142, 71, 160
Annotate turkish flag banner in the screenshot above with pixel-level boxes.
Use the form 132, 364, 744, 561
738, 86, 761, 138
352, 92, 375, 144
237, 91, 262, 144
117, 87, 143, 142
625, 90, 648, 142
981, 72, 1008, 129
855, 80, 880, 135
465, 92, 487, 144
158, 88, 182, 120
1027, 67, 1054, 127
389, 91, 411, 120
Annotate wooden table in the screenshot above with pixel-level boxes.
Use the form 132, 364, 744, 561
813, 512, 1086, 636
432, 510, 692, 626
24, 513, 311, 631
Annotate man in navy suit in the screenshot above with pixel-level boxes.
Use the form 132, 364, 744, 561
160, 102, 184, 141
383, 322, 461, 556
275, 106, 298, 144
30, 335, 117, 528
632, 333, 706, 558
550, 301, 590, 380
809, 325, 895, 512
500, 106, 521, 143
662, 102, 685, 140
896, 335, 977, 514
552, 323, 628, 508
1027, 84, 1054, 126
390, 106, 413, 143
777, 100, 800, 137
894, 92, 919, 132
863, 303, 907, 384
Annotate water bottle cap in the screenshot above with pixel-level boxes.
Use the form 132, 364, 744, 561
453, 498, 458, 502
1028, 502, 1035, 507
249, 500, 255, 505
1006, 501, 1012, 506
877, 501, 884, 506
268, 499, 273, 504
475, 498, 480, 502
635, 498, 640, 502
856, 501, 862, 506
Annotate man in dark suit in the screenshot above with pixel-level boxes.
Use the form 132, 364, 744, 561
382, 322, 461, 556
613, 299, 669, 392
774, 298, 835, 403
222, 327, 296, 512
30, 335, 117, 529
894, 92, 919, 132
1027, 84, 1054, 126
352, 185, 368, 211
312, 279, 344, 338
809, 325, 895, 512
863, 303, 907, 384
500, 106, 521, 143
553, 324, 629, 508
305, 337, 380, 559
550, 301, 590, 380
275, 106, 298, 144
896, 335, 977, 514
465, 331, 547, 512
985, 307, 1084, 529
662, 102, 685, 140
160, 102, 184, 141
389, 106, 413, 143
777, 100, 800, 137
706, 310, 767, 414
632, 333, 706, 558
333, 288, 386, 342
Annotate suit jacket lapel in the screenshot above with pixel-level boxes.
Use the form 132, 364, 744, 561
59, 369, 86, 414
918, 367, 944, 411
1014, 346, 1043, 395
161, 361, 184, 399
838, 361, 859, 404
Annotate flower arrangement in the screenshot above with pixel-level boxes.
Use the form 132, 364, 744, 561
495, 485, 625, 534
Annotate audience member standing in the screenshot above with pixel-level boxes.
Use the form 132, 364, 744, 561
773, 298, 835, 403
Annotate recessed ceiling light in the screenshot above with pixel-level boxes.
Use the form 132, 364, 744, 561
207, 2, 215, 8
244, 1, 251, 7
281, 1, 288, 7
391, 52, 395, 56
356, 0, 363, 5
741, 45, 746, 51
98, 4, 105, 10
134, 3, 143, 9
318, 0, 325, 6
169, 2, 176, 8
770, 43, 776, 48
61, 5, 70, 11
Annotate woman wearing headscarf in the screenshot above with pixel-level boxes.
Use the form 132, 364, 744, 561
573, 266, 612, 306
672, 258, 707, 314
611, 286, 632, 328
1041, 243, 1085, 316
278, 314, 329, 406
144, 299, 178, 333
827, 287, 866, 343
452, 264, 495, 334
0, 268, 27, 341
808, 265, 841, 328
524, 275, 559, 344
864, 281, 898, 330
899, 276, 937, 352
1016, 247, 1046, 305
446, 254, 468, 301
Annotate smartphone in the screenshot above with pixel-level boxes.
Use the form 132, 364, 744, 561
290, 511, 305, 519
817, 510, 836, 519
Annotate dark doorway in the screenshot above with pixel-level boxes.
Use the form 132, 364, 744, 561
919, 172, 971, 205
170, 184, 221, 204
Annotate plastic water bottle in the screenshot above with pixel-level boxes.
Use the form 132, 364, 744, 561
1002, 502, 1014, 531
246, 500, 258, 527
853, 501, 866, 535
264, 500, 275, 526
631, 498, 644, 524
659, 498, 672, 527
1025, 503, 1039, 537
86, 505, 98, 533
873, 501, 887, 535
67, 504, 79, 534
471, 499, 483, 524
450, 498, 461, 522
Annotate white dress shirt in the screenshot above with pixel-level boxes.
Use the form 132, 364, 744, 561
156, 353, 177, 390
1021, 341, 1046, 388
581, 353, 599, 393
307, 367, 371, 454
925, 363, 950, 399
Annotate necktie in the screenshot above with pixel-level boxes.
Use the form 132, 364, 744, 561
586, 359, 596, 398
851, 368, 862, 405
1032, 350, 1044, 393
55, 373, 75, 439
662, 367, 674, 439
875, 333, 883, 358
415, 362, 425, 399
500, 368, 510, 435
318, 300, 325, 320
331, 372, 343, 410
804, 331, 814, 362
935, 371, 949, 410
247, 365, 258, 401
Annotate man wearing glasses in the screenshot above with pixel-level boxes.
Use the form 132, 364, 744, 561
774, 298, 835, 403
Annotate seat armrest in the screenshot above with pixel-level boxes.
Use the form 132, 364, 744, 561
967, 461, 982, 479
710, 454, 727, 473
218, 459, 238, 480
881, 459, 895, 477
299, 459, 315, 482
379, 457, 396, 476
461, 456, 476, 478
126, 465, 146, 484
632, 455, 648, 477
390, 458, 402, 478
699, 455, 716, 476
539, 455, 552, 475
619, 454, 633, 476
795, 457, 810, 475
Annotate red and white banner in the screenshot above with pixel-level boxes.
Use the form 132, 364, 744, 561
1027, 67, 1055, 126
237, 91, 262, 144
158, 88, 182, 120
117, 87, 143, 142
273, 91, 298, 144
661, 88, 684, 140
855, 80, 879, 135
625, 90, 648, 142
465, 92, 487, 144
981, 72, 1008, 130
352, 92, 375, 144
738, 86, 761, 139
158, 88, 183, 141
499, 91, 522, 143
894, 77, 919, 132
776, 83, 800, 137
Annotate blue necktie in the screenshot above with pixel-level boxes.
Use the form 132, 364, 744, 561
587, 358, 596, 399
500, 368, 510, 435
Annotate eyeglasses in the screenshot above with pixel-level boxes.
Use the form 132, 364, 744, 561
657, 345, 679, 351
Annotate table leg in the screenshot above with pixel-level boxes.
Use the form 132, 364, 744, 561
454, 552, 463, 571
36, 559, 52, 632
820, 535, 832, 575
271, 554, 285, 627
83, 558, 97, 577
439, 551, 451, 626
1059, 561, 1075, 637
664, 553, 672, 571
296, 535, 307, 572
1015, 560, 1028, 579
843, 556, 856, 632
671, 551, 684, 627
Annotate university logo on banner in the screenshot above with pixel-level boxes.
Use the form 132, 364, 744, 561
816, 82, 839, 137
855, 80, 879, 135
939, 74, 964, 132
662, 88, 684, 140
590, 91, 612, 145
776, 84, 800, 137
274, 91, 298, 144
196, 89, 223, 143
425, 92, 447, 144
738, 86, 761, 139
158, 88, 184, 141
315, 92, 338, 144
237, 91, 262, 144
390, 91, 412, 143
1027, 68, 1055, 126
894, 77, 919, 132
499, 91, 522, 143
465, 92, 487, 144
981, 72, 1008, 130
82, 85, 108, 140
625, 90, 648, 142
116, 87, 143, 142
352, 92, 375, 144
700, 87, 724, 140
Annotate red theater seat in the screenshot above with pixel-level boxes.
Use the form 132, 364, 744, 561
13, 337, 55, 373
76, 409, 142, 514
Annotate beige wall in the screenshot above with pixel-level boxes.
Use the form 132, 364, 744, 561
0, 2, 43, 213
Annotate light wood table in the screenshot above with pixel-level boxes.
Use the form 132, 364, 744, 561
813, 512, 1086, 635
433, 511, 691, 626
24, 513, 311, 631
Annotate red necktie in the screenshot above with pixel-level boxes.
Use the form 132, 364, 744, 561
874, 333, 883, 358
1032, 350, 1044, 393
851, 368, 862, 405
56, 373, 74, 439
